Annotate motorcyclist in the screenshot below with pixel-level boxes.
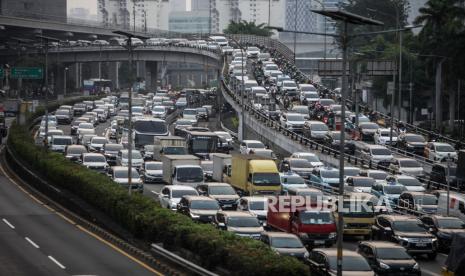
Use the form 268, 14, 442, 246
397, 121, 407, 133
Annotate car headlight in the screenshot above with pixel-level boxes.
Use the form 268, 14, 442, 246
304, 251, 310, 259
379, 262, 390, 269
189, 212, 200, 218
329, 232, 337, 239
431, 237, 438, 242
413, 263, 419, 270
395, 235, 409, 242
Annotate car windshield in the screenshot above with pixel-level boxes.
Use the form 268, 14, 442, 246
371, 148, 391, 155
105, 144, 123, 151
384, 186, 406, 194
413, 195, 438, 205
132, 107, 144, 113
56, 110, 68, 115
436, 145, 455, 152
153, 107, 165, 112
114, 170, 139, 178
209, 186, 236, 195
328, 256, 371, 271
190, 200, 219, 210
287, 115, 305, 121
177, 167, 204, 182
92, 138, 108, 144
122, 151, 143, 159
392, 220, 426, 232
305, 93, 319, 98
164, 147, 187, 155
67, 147, 86, 154
300, 211, 333, 224
53, 138, 72, 145
84, 155, 106, 163
321, 170, 339, 178
319, 99, 334, 106
310, 124, 328, 131
184, 109, 197, 115
247, 47, 259, 51
353, 178, 375, 187
253, 173, 281, 186
283, 82, 297, 88
376, 248, 411, 260
344, 168, 360, 177
227, 217, 260, 227
282, 175, 306, 184
300, 155, 320, 162
201, 163, 213, 171
290, 159, 312, 168
249, 201, 266, 210
247, 142, 265, 149
369, 171, 388, 180
437, 218, 465, 229
171, 190, 198, 198
361, 123, 379, 129
176, 120, 192, 126
271, 237, 303, 248
266, 65, 278, 70
381, 130, 397, 137
399, 160, 421, 168
79, 123, 93, 129
405, 135, 425, 142
145, 163, 162, 170
397, 178, 422, 186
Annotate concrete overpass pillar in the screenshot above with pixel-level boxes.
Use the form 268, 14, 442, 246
108, 62, 120, 90
69, 63, 81, 90
145, 61, 158, 91
238, 112, 245, 141
136, 61, 146, 80
90, 62, 99, 79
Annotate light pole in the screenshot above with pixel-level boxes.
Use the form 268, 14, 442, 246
113, 30, 148, 195
447, 153, 452, 216
64, 67, 68, 97
229, 36, 246, 141
293, 0, 298, 63
36, 35, 61, 148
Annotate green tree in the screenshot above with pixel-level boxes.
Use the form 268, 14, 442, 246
223, 20, 273, 37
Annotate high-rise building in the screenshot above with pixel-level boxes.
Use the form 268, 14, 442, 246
0, 0, 67, 22
169, 10, 210, 33
98, 0, 170, 31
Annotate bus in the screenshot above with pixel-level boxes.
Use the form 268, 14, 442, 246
121, 118, 169, 148
83, 79, 112, 94
180, 130, 219, 160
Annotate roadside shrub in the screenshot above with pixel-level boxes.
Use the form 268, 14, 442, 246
7, 98, 310, 275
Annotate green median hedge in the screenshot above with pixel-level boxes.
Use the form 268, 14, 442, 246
8, 99, 310, 275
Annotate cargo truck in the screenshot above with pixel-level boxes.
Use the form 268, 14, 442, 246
153, 136, 187, 161
229, 155, 281, 195
267, 196, 337, 247
162, 155, 204, 187
333, 197, 375, 239
211, 153, 232, 182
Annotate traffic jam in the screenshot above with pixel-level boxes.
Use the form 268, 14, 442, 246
36, 36, 465, 275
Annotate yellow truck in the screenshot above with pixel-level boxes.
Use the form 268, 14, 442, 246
229, 155, 281, 196
333, 197, 375, 240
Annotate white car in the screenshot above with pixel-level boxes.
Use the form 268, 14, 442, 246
38, 126, 57, 139
389, 158, 425, 177
239, 140, 265, 155
77, 122, 95, 140
118, 149, 144, 168
158, 185, 199, 210
345, 176, 375, 193
246, 46, 260, 58
387, 175, 426, 192
424, 142, 457, 162
142, 161, 164, 183
237, 196, 268, 226
182, 108, 198, 124
360, 145, 393, 169
280, 113, 306, 132
152, 105, 167, 119
50, 135, 72, 152
290, 152, 324, 168
93, 108, 107, 123
89, 136, 108, 152
374, 128, 398, 146
111, 166, 143, 193
131, 106, 144, 117
81, 153, 109, 173
280, 172, 308, 192
300, 91, 319, 104
215, 131, 233, 149
362, 169, 388, 185
263, 63, 279, 76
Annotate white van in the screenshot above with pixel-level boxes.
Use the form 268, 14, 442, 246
209, 36, 228, 46
437, 192, 465, 222
50, 135, 73, 153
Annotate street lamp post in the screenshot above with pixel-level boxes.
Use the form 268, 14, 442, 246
229, 36, 246, 141
36, 35, 61, 148
113, 30, 148, 195
64, 67, 68, 97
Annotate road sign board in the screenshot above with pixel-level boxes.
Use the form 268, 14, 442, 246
317, 60, 350, 76
367, 61, 397, 76
11, 67, 43, 79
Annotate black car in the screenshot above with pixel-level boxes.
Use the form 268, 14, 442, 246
397, 134, 426, 155
430, 163, 458, 189
196, 183, 239, 210
196, 107, 209, 122
420, 214, 465, 251
372, 215, 438, 260
357, 241, 420, 275
176, 195, 220, 223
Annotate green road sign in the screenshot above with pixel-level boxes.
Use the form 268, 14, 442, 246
0, 68, 3, 78
11, 67, 43, 79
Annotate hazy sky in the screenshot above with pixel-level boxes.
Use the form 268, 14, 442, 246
68, 0, 98, 15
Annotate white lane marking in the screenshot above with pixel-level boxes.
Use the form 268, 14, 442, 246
150, 190, 159, 195
25, 237, 40, 249
439, 253, 448, 257
48, 256, 66, 269
2, 218, 15, 229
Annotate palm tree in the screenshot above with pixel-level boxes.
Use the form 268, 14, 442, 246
223, 20, 273, 37
414, 0, 465, 130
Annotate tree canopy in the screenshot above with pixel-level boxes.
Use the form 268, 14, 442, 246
223, 21, 273, 37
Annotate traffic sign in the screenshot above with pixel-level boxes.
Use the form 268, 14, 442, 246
11, 67, 43, 79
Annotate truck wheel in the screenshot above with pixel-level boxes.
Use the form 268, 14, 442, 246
427, 252, 437, 260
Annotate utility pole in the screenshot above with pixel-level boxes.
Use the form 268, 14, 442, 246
398, 29, 403, 121
447, 153, 451, 216
293, 0, 298, 63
